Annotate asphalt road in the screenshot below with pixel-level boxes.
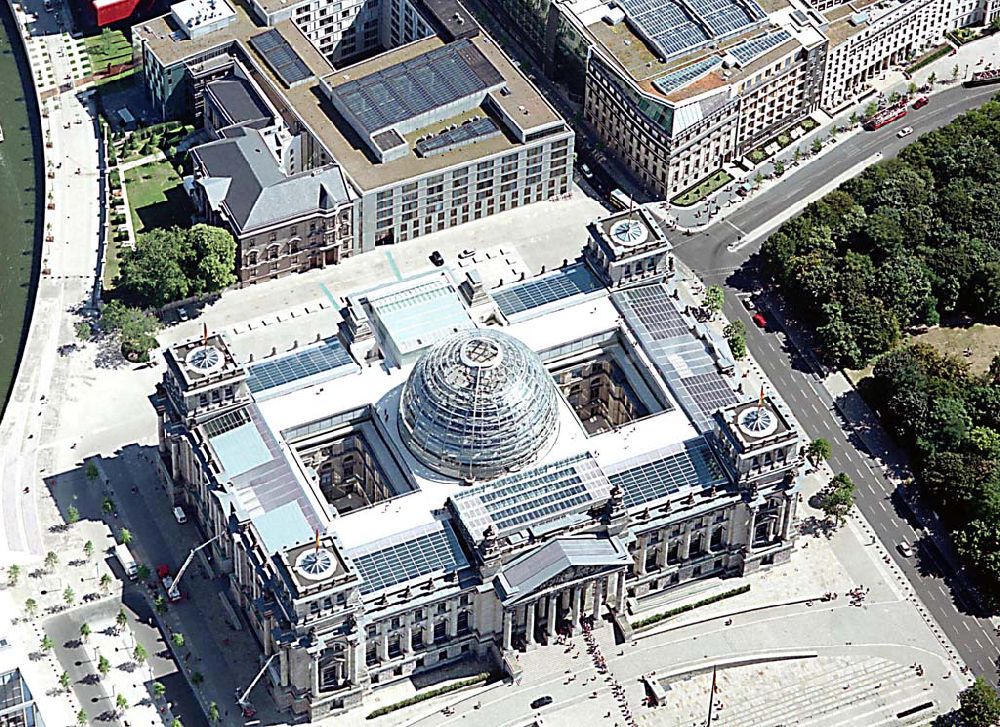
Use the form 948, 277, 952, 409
673, 83, 1000, 686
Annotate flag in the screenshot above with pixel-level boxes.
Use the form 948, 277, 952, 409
314, 529, 321, 552
202, 322, 208, 346
758, 386, 765, 408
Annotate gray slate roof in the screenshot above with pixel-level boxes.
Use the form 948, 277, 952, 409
192, 127, 351, 233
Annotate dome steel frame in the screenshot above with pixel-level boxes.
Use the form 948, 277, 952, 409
399, 329, 560, 482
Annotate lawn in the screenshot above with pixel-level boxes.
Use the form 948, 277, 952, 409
912, 322, 1000, 376
670, 169, 734, 207
84, 30, 133, 76
124, 158, 191, 234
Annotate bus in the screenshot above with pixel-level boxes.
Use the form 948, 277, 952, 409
609, 188, 633, 210
965, 69, 1000, 87
864, 106, 907, 131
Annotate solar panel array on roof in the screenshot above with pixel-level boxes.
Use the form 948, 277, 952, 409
247, 339, 355, 394
451, 456, 611, 538
416, 116, 501, 157
687, 0, 765, 36
606, 439, 727, 509
653, 56, 723, 95
348, 521, 469, 595
492, 263, 604, 318
249, 29, 313, 87
331, 39, 504, 135
728, 29, 791, 65
616, 0, 766, 60
613, 284, 738, 432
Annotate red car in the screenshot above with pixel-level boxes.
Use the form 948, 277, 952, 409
752, 312, 768, 329
913, 96, 929, 109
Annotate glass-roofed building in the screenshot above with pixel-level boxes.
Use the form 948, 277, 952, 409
153, 217, 805, 720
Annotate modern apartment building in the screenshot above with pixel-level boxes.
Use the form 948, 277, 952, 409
134, 0, 573, 285
153, 217, 806, 720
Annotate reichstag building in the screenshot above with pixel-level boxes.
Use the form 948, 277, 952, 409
154, 209, 805, 719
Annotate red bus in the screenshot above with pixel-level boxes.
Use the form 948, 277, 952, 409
865, 107, 907, 131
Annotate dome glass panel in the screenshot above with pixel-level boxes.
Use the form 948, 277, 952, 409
399, 329, 560, 481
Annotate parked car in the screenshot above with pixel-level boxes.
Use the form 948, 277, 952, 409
741, 296, 755, 311
897, 541, 915, 557
579, 162, 594, 179
176, 306, 189, 322
429, 250, 444, 267
173, 506, 188, 524
752, 312, 768, 329
912, 96, 929, 109
896, 126, 914, 138
530, 696, 553, 709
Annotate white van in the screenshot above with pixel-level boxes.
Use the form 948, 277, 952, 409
114, 543, 138, 580
173, 506, 188, 524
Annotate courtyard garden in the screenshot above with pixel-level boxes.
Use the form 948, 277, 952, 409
124, 157, 190, 235
670, 169, 734, 207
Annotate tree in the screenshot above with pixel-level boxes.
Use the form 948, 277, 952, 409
811, 138, 823, 155
793, 147, 802, 162
722, 320, 747, 360
115, 693, 129, 715
191, 671, 204, 685
952, 64, 960, 80
907, 81, 918, 95
76, 709, 88, 727
116, 608, 128, 631
85, 461, 99, 484
208, 702, 220, 724
928, 71, 937, 86
819, 473, 856, 525
849, 111, 859, 127
807, 438, 832, 464
189, 224, 237, 294
753, 171, 763, 188
44, 551, 58, 571
97, 655, 111, 678
171, 719, 183, 727
100, 301, 160, 362
959, 677, 1000, 727
102, 497, 115, 515
40, 635, 54, 652
703, 286, 724, 317
7, 564, 20, 587
80, 623, 91, 642
171, 632, 185, 649
59, 671, 71, 691
153, 681, 167, 700
118, 527, 132, 545
66, 505, 80, 525
83, 540, 94, 560
99, 574, 112, 593
864, 101, 878, 119
75, 320, 92, 341
773, 159, 786, 176
117, 227, 191, 307
24, 598, 37, 618
154, 595, 167, 615
133, 643, 148, 664
63, 586, 76, 606
136, 563, 151, 582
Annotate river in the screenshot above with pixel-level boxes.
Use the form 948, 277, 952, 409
0, 2, 41, 417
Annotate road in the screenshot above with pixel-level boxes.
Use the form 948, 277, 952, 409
672, 82, 1000, 686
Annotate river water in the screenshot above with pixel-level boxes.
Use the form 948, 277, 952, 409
0, 4, 41, 416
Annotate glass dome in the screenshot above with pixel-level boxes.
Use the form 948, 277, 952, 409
399, 328, 560, 481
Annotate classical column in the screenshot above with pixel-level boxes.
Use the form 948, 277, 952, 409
592, 580, 604, 619
681, 528, 693, 560
781, 494, 796, 540
425, 612, 435, 646
571, 585, 582, 630
616, 571, 627, 609
747, 507, 759, 552
311, 656, 321, 697
448, 607, 459, 638
636, 537, 647, 575
502, 611, 513, 651
379, 631, 389, 660
657, 531, 668, 568
525, 601, 536, 646
546, 594, 558, 640
403, 617, 413, 654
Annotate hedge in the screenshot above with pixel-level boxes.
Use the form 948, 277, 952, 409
365, 672, 492, 719
633, 584, 751, 629
905, 44, 951, 74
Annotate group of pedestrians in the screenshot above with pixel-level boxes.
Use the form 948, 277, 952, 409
581, 623, 637, 727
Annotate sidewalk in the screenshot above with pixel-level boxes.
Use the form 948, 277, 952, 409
657, 33, 1000, 232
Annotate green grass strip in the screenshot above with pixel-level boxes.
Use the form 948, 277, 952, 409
633, 584, 751, 629
366, 672, 492, 719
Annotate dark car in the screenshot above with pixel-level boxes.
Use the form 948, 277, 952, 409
530, 696, 553, 710
430, 250, 444, 266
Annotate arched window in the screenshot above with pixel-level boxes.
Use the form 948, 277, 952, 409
247, 251, 258, 266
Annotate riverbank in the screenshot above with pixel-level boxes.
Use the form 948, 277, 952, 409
0, 0, 44, 418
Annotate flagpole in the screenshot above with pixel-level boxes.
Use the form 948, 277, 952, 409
706, 665, 717, 726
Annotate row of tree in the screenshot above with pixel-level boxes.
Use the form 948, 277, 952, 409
871, 344, 1000, 606
760, 95, 1000, 369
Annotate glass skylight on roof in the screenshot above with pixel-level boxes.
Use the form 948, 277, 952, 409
728, 30, 792, 66
247, 339, 354, 394
348, 521, 469, 595
606, 438, 727, 509
249, 29, 313, 87
653, 57, 723, 95
492, 264, 603, 318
